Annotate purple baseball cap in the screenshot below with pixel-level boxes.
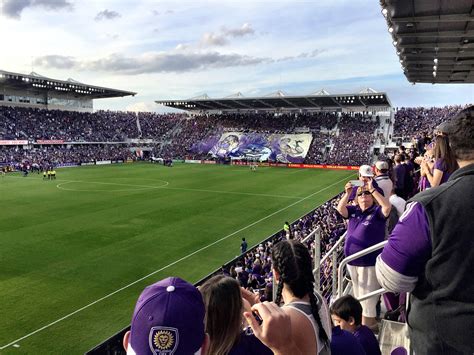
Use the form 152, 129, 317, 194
128, 277, 205, 355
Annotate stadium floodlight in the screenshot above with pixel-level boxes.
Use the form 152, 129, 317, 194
433, 71, 437, 77
392, 40, 397, 46
388, 27, 394, 33
381, 8, 388, 17
434, 58, 438, 64
433, 65, 437, 70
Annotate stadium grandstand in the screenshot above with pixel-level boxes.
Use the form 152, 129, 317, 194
155, 89, 392, 113
1, 1, 473, 354
0, 69, 135, 112
0, 77, 471, 354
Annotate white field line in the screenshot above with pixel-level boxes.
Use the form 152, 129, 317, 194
163, 186, 299, 199
6, 175, 300, 199
0, 173, 351, 349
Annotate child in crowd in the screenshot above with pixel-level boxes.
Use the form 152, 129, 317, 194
330, 295, 381, 355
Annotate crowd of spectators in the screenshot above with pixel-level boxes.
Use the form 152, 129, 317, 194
0, 106, 138, 141
1, 104, 468, 170
327, 115, 378, 166
393, 105, 466, 140
3, 103, 471, 354
303, 131, 331, 164
213, 193, 345, 305
0, 145, 133, 166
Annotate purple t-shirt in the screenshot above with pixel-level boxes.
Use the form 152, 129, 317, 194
380, 202, 431, 277
418, 175, 431, 191
344, 205, 386, 266
331, 326, 366, 355
434, 158, 451, 185
229, 329, 273, 355
394, 164, 406, 189
354, 325, 381, 355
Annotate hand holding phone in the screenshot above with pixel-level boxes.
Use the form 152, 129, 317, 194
349, 180, 363, 187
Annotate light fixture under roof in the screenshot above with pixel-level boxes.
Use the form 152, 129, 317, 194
434, 58, 438, 64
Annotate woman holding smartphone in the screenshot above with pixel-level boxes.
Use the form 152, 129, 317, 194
421, 135, 458, 187
199, 275, 273, 355
336, 178, 391, 329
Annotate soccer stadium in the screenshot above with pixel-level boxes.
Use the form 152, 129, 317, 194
0, 1, 473, 354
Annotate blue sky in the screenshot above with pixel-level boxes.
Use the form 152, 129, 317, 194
0, 0, 472, 112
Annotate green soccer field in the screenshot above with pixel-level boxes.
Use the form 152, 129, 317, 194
0, 162, 354, 354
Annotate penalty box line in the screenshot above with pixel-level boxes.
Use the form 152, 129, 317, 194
0, 173, 352, 350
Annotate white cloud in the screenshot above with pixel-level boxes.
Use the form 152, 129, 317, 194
94, 9, 121, 21
1, 0, 471, 112
199, 23, 255, 47
1, 0, 73, 19
33, 51, 273, 74
125, 101, 156, 112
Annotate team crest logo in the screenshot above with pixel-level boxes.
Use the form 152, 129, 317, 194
149, 327, 179, 354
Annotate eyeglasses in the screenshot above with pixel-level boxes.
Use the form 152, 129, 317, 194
357, 191, 372, 197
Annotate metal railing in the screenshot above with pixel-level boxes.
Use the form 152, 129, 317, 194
314, 231, 347, 301
337, 240, 388, 299
312, 234, 389, 304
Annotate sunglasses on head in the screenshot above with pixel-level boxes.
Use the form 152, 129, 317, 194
357, 191, 372, 197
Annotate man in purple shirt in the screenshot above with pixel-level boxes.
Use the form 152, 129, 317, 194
376, 107, 474, 355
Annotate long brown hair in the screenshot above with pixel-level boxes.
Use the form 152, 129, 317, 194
433, 135, 458, 173
199, 275, 242, 355
272, 240, 329, 345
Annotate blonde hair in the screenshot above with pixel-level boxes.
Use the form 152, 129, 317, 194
353, 186, 378, 207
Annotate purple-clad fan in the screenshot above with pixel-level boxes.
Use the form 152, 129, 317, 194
376, 106, 474, 355
199, 275, 272, 355
336, 177, 391, 329
123, 277, 209, 355
420, 135, 458, 187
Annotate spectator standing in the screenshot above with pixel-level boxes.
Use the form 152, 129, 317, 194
272, 240, 332, 354
376, 107, 474, 355
336, 179, 391, 328
373, 160, 393, 197
421, 135, 458, 187
415, 143, 434, 192
393, 155, 407, 199
283, 221, 291, 239
199, 275, 272, 355
241, 237, 248, 254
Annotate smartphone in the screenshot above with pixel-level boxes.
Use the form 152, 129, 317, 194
252, 311, 263, 325
349, 180, 363, 187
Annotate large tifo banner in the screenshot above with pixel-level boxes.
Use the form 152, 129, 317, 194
208, 132, 313, 163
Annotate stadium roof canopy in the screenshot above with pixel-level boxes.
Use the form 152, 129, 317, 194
156, 89, 392, 112
380, 0, 474, 84
0, 69, 136, 98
